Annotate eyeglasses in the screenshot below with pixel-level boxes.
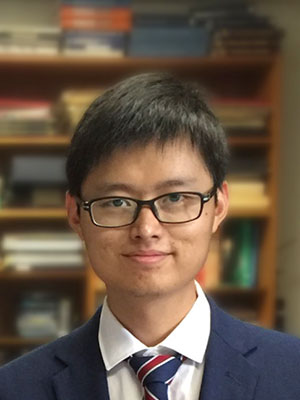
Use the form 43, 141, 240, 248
77, 187, 216, 228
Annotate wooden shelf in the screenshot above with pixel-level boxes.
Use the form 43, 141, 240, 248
0, 205, 270, 220
0, 51, 281, 347
0, 208, 67, 220
0, 135, 271, 149
0, 135, 70, 147
228, 136, 271, 147
0, 269, 85, 281
0, 54, 276, 70
206, 286, 264, 297
228, 204, 271, 218
0, 336, 53, 347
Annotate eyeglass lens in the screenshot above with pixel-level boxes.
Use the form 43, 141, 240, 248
90, 193, 203, 227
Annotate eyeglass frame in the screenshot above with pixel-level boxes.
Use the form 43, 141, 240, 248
76, 186, 217, 228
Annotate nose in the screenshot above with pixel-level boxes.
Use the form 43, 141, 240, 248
129, 205, 163, 240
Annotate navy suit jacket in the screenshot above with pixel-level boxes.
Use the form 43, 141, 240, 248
1, 297, 300, 399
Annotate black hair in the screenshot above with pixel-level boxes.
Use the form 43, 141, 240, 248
66, 72, 229, 197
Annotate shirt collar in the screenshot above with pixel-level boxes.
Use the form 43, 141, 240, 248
99, 281, 211, 371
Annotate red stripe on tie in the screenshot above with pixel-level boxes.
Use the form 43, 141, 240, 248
144, 386, 159, 400
137, 355, 171, 383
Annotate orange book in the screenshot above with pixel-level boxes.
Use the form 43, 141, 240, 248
61, 17, 132, 32
196, 236, 221, 289
60, 6, 132, 20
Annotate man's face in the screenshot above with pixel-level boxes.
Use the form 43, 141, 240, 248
67, 138, 228, 301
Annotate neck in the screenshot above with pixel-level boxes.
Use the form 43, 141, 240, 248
106, 282, 197, 347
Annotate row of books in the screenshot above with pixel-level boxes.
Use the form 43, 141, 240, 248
212, 99, 270, 136
55, 88, 105, 133
0, 232, 84, 271
1, 155, 67, 208
0, 172, 270, 214
0, 0, 282, 57
0, 26, 60, 55
197, 219, 261, 289
0, 99, 56, 136
0, 93, 272, 137
0, 293, 74, 365
2, 222, 260, 288
60, 0, 132, 57
15, 292, 73, 338
191, 0, 283, 56
1, 219, 259, 289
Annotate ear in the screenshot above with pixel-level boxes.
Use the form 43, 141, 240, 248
212, 181, 229, 233
65, 191, 84, 240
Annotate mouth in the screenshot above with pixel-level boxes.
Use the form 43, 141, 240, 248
123, 251, 171, 264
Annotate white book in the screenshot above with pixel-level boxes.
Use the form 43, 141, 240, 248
3, 252, 84, 270
2, 233, 83, 252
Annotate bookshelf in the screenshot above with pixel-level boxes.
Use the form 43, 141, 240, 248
0, 54, 280, 364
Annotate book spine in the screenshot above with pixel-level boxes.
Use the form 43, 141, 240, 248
61, 0, 131, 6
60, 6, 131, 20
61, 18, 132, 32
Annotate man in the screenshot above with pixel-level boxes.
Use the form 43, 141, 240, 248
0, 72, 300, 399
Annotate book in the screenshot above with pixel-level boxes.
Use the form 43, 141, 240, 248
0, 26, 60, 55
190, 0, 250, 11
16, 292, 73, 338
60, 6, 131, 20
61, 0, 131, 5
61, 17, 132, 32
2, 232, 83, 252
0, 98, 55, 136
9, 155, 67, 187
196, 235, 221, 289
212, 98, 270, 135
133, 14, 189, 28
221, 220, 259, 288
3, 252, 84, 270
129, 26, 210, 57
214, 28, 283, 40
211, 47, 276, 56
133, 2, 189, 16
228, 178, 270, 210
55, 88, 106, 131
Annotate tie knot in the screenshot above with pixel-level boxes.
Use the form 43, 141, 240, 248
128, 354, 185, 400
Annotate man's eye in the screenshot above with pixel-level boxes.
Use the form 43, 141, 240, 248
166, 193, 183, 203
109, 198, 128, 207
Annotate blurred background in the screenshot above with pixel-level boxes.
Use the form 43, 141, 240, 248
0, 0, 299, 365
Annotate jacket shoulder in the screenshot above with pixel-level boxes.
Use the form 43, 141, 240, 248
0, 308, 102, 400
0, 334, 70, 399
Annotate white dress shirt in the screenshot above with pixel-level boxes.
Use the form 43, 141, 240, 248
99, 281, 211, 400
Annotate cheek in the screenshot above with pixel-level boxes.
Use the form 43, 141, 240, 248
171, 217, 214, 258
80, 222, 119, 262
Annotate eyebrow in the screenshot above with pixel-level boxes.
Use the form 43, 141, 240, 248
93, 178, 198, 196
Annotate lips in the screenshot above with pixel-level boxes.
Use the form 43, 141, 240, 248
123, 250, 170, 264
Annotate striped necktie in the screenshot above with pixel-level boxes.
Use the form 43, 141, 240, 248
128, 354, 185, 400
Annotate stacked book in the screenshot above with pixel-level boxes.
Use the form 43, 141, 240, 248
16, 292, 73, 338
221, 219, 260, 288
227, 152, 270, 212
55, 88, 106, 133
191, 0, 282, 56
1, 232, 84, 271
212, 98, 271, 136
60, 0, 133, 57
196, 235, 221, 290
227, 177, 270, 211
0, 26, 60, 55
129, 0, 209, 57
0, 99, 55, 136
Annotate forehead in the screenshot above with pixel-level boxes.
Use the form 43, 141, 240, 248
81, 139, 212, 197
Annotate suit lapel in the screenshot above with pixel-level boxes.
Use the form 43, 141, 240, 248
200, 298, 259, 400
49, 297, 260, 400
52, 307, 110, 400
